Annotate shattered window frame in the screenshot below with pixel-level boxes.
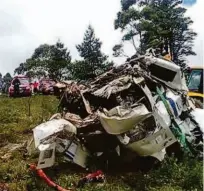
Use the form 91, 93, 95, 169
148, 64, 177, 82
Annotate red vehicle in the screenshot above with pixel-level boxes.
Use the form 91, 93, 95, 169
39, 79, 56, 95
8, 75, 32, 97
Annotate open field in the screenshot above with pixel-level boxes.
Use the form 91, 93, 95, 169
0, 95, 203, 191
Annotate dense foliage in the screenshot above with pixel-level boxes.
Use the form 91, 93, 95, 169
74, 25, 113, 80
26, 41, 72, 80
114, 0, 197, 67
13, 0, 197, 79
14, 26, 113, 81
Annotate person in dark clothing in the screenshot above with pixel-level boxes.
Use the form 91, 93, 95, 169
33, 81, 38, 94
12, 78, 21, 97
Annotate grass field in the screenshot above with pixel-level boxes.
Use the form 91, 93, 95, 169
0, 95, 203, 191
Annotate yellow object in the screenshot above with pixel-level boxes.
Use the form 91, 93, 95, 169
189, 66, 203, 70
163, 54, 172, 61
188, 92, 204, 98
187, 66, 203, 102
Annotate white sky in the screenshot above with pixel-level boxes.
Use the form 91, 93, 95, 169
0, 0, 203, 76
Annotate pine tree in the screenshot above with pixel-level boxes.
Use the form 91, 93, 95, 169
114, 0, 197, 67
2, 73, 12, 93
3, 73, 12, 82
14, 63, 27, 75
141, 0, 197, 66
75, 25, 113, 80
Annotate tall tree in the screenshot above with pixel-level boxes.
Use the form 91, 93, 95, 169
24, 40, 72, 80
0, 73, 2, 90
114, 0, 197, 67
14, 63, 27, 75
3, 73, 12, 83
140, 0, 197, 66
114, 6, 143, 53
75, 25, 113, 80
2, 73, 12, 93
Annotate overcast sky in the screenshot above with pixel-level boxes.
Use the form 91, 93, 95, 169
0, 0, 203, 76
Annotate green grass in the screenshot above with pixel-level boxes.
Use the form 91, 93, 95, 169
0, 95, 203, 191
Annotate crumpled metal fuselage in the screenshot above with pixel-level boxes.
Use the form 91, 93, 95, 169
31, 55, 204, 169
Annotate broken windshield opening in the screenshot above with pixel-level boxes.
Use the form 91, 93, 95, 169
188, 69, 203, 92
149, 64, 177, 82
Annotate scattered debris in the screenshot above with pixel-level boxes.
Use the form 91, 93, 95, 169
0, 142, 27, 160
0, 183, 9, 191
77, 170, 105, 188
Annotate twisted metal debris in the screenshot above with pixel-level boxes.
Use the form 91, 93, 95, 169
31, 53, 204, 170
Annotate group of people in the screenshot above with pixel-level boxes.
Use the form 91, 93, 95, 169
0, 76, 39, 96
0, 79, 11, 94
12, 79, 39, 97
0, 74, 55, 97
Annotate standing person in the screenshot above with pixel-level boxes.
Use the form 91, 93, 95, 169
12, 78, 21, 97
33, 81, 38, 94
0, 74, 3, 95
3, 81, 9, 94
0, 79, 2, 95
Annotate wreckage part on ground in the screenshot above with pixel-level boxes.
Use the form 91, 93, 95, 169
33, 119, 77, 148
64, 112, 99, 131
64, 112, 83, 126
176, 117, 203, 156
78, 131, 118, 153
118, 116, 157, 145
33, 119, 90, 169
156, 87, 190, 151
133, 78, 154, 108
33, 119, 81, 169
153, 101, 171, 128
143, 56, 188, 91
156, 86, 204, 155
93, 76, 132, 99
151, 149, 166, 162
29, 164, 72, 191
77, 170, 105, 188
80, 91, 93, 114
125, 128, 177, 160
191, 108, 204, 133
99, 104, 151, 135
165, 90, 184, 118
64, 141, 90, 168
50, 113, 62, 120
37, 142, 56, 169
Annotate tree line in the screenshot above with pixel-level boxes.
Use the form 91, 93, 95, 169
13, 0, 196, 81
113, 0, 197, 68
14, 25, 113, 82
